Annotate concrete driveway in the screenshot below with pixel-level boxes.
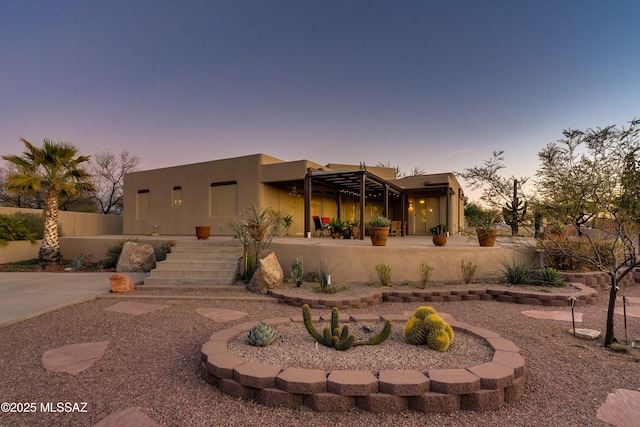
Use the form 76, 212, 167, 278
0, 272, 146, 327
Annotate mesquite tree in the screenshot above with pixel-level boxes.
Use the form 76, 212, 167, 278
457, 151, 531, 235
536, 119, 640, 347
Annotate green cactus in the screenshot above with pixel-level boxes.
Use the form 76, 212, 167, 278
413, 306, 438, 320
503, 179, 528, 236
302, 304, 391, 351
403, 307, 455, 351
247, 323, 277, 347
403, 317, 427, 345
426, 327, 452, 351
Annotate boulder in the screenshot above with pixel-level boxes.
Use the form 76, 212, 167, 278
116, 242, 156, 273
247, 250, 284, 294
110, 274, 134, 293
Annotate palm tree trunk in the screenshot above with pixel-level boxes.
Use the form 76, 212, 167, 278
40, 187, 61, 263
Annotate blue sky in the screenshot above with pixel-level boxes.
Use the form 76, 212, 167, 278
1, 0, 638, 201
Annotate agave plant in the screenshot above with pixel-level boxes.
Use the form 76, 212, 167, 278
247, 323, 277, 347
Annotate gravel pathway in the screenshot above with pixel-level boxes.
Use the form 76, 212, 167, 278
0, 283, 639, 426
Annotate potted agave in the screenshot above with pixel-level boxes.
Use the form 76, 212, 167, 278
476, 215, 498, 247
369, 216, 391, 246
430, 224, 448, 246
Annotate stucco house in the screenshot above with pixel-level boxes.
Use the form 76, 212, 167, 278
122, 153, 465, 238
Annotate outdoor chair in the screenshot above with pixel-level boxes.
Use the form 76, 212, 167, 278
321, 217, 331, 237
312, 216, 324, 237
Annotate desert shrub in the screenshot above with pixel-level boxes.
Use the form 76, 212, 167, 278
536, 267, 566, 287
501, 260, 534, 285
460, 258, 477, 284
419, 262, 434, 288
157, 241, 174, 261
375, 263, 392, 286
540, 237, 614, 272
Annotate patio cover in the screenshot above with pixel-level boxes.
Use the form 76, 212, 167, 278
303, 169, 406, 239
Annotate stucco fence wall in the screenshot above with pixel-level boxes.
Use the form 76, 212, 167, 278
268, 241, 537, 283
0, 207, 123, 263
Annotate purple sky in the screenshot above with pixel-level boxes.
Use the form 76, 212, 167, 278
1, 0, 638, 201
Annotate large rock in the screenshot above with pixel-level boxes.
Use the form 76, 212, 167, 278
110, 274, 134, 293
247, 250, 284, 294
116, 242, 156, 273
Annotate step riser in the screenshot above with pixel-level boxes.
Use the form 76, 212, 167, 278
166, 253, 240, 261
144, 278, 238, 287
149, 271, 236, 279
155, 262, 238, 270
173, 241, 243, 248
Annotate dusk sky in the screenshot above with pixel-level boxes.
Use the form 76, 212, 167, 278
1, 0, 638, 201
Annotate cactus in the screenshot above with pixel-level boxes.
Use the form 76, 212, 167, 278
503, 179, 527, 236
403, 317, 427, 345
413, 306, 437, 320
302, 304, 391, 351
247, 323, 277, 347
403, 307, 454, 351
426, 328, 452, 351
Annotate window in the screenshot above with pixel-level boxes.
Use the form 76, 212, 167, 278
137, 190, 150, 220
172, 186, 182, 207
210, 182, 237, 216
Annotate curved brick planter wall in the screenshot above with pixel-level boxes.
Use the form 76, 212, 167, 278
269, 283, 598, 310
200, 314, 526, 413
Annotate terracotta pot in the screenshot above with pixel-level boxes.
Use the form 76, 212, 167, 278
476, 228, 498, 247
195, 226, 210, 240
249, 224, 264, 241
351, 226, 361, 239
331, 232, 342, 239
369, 227, 390, 246
432, 235, 447, 246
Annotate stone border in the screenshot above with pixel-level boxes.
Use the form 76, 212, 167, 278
269, 283, 598, 309
200, 314, 526, 413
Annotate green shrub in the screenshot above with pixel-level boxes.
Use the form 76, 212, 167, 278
375, 263, 392, 286
460, 258, 477, 284
419, 262, 434, 288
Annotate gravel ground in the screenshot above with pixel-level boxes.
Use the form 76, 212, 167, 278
1, 282, 639, 427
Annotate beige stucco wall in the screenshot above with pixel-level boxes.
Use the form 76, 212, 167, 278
0, 240, 41, 263
270, 240, 537, 283
0, 207, 123, 236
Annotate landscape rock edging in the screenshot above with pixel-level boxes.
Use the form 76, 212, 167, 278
200, 314, 526, 413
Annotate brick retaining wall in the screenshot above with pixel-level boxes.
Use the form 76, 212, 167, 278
270, 283, 598, 309
201, 313, 526, 414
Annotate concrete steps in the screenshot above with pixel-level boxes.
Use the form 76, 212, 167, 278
144, 239, 243, 287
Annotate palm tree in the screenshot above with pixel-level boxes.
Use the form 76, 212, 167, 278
2, 138, 94, 263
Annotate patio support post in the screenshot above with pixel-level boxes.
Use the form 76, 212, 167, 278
401, 192, 406, 236
384, 184, 389, 219
359, 173, 365, 239
304, 173, 312, 237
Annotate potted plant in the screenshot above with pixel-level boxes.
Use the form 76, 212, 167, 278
476, 215, 498, 247
282, 214, 293, 236
329, 217, 345, 239
195, 225, 211, 240
369, 216, 391, 246
430, 224, 448, 246
350, 219, 361, 239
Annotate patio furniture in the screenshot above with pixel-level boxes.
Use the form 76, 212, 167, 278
391, 221, 402, 237
312, 216, 324, 237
